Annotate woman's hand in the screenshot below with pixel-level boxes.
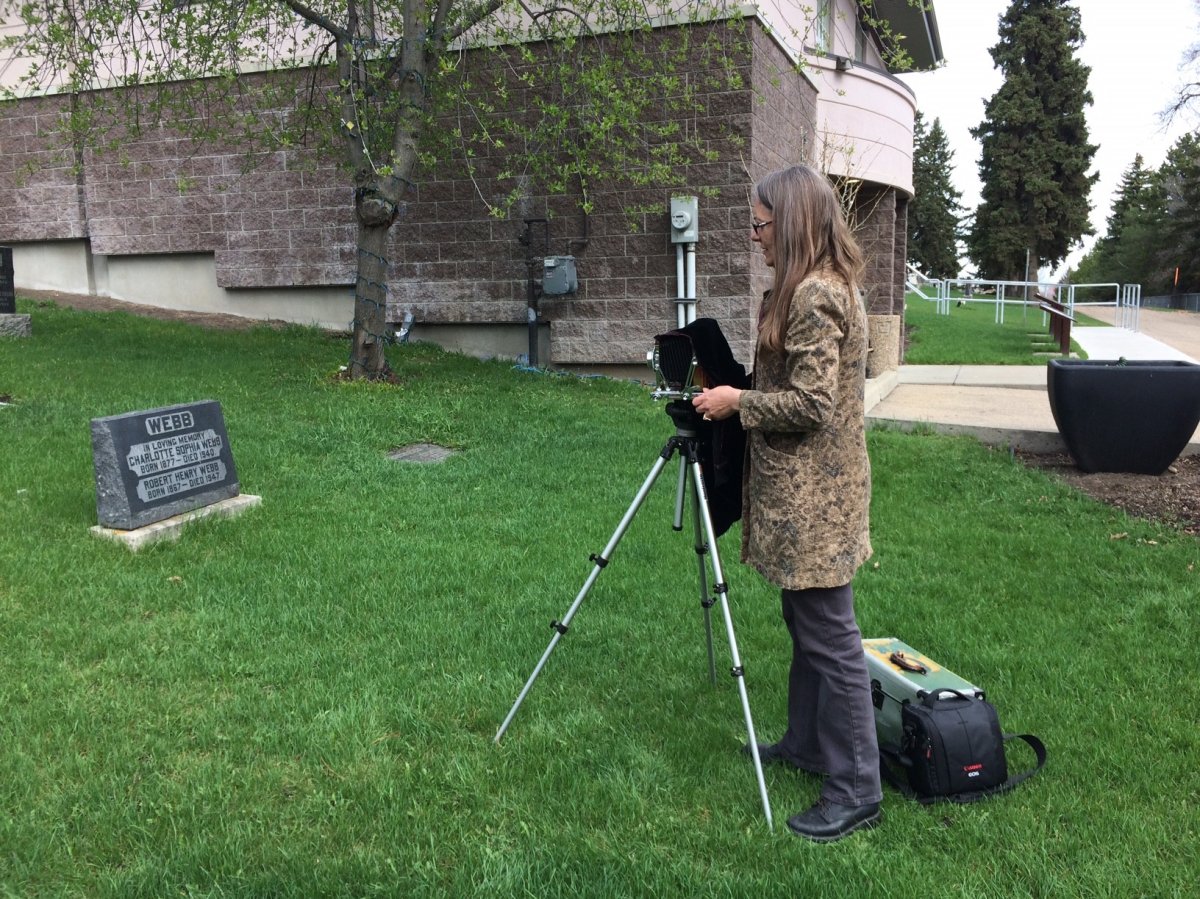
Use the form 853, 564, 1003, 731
692, 386, 742, 421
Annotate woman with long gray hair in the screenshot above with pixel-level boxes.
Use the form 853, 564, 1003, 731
692, 164, 881, 842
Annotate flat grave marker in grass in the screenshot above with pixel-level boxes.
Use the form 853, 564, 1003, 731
388, 443, 457, 463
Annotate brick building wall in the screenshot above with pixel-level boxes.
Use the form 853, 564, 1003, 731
0, 17, 910, 371
741, 23, 820, 357
852, 183, 901, 316
389, 19, 791, 368
892, 195, 908, 317
80, 121, 356, 289
0, 94, 88, 242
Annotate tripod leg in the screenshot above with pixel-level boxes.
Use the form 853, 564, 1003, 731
672, 455, 687, 531
690, 485, 718, 685
495, 448, 676, 744
689, 455, 774, 831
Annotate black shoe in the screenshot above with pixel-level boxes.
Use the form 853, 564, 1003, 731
740, 742, 824, 776
786, 798, 881, 843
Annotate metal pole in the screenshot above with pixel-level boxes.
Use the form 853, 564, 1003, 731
672, 456, 687, 532
685, 243, 697, 325
688, 453, 773, 830
676, 245, 687, 328
690, 480, 717, 686
1023, 249, 1031, 307
527, 305, 538, 368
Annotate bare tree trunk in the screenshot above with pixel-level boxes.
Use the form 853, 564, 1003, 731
348, 167, 406, 378
348, 214, 393, 379
342, 0, 427, 380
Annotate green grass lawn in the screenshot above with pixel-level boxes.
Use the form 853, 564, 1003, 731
2, 299, 1198, 898
903, 293, 1103, 365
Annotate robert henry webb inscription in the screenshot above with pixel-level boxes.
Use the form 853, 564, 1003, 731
91, 400, 241, 529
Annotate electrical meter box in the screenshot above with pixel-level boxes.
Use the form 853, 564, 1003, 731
670, 196, 699, 244
542, 255, 577, 296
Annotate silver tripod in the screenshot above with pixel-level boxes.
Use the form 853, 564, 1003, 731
494, 399, 773, 830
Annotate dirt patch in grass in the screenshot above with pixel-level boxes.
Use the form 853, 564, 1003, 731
20, 289, 292, 332
1016, 451, 1200, 536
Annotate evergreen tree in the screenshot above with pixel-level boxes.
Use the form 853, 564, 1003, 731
967, 0, 1098, 282
908, 112, 964, 278
1158, 133, 1200, 293
1072, 155, 1164, 292
1103, 155, 1156, 247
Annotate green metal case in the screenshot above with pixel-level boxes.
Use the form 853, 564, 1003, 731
863, 637, 985, 749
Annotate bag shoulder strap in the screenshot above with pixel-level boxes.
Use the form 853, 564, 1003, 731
879, 733, 1047, 806
942, 733, 1048, 805
997, 733, 1047, 791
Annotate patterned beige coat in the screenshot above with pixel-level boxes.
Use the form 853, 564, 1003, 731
738, 269, 872, 590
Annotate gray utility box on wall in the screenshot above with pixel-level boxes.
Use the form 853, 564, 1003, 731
670, 196, 699, 243
542, 256, 577, 296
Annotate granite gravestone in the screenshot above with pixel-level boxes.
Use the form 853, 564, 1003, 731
91, 400, 241, 529
0, 245, 29, 337
0, 246, 14, 315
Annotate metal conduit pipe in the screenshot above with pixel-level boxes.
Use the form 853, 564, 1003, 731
670, 196, 700, 328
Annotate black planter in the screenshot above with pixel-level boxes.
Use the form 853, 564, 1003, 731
1047, 359, 1200, 474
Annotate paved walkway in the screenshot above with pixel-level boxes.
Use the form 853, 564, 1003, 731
867, 305, 1200, 455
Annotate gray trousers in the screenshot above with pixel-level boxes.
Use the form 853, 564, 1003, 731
778, 584, 882, 807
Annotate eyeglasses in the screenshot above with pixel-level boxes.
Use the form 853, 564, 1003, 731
751, 219, 773, 234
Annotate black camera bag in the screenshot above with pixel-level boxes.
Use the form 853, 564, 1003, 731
880, 689, 1046, 804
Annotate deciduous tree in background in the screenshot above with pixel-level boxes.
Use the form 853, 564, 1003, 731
967, 0, 1097, 283
1163, 0, 1200, 124
907, 110, 964, 279
1, 0, 751, 379
2, 1, 918, 379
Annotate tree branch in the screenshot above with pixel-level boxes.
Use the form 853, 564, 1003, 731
281, 0, 351, 41
1163, 82, 1200, 124
431, 0, 457, 42
438, 0, 507, 46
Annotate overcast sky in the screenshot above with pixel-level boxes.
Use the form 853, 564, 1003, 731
897, 0, 1199, 279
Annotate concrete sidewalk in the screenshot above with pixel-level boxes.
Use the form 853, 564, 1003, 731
866, 307, 1200, 456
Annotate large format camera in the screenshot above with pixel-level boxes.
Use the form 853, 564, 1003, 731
647, 329, 707, 400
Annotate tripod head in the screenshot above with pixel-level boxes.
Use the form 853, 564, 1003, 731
665, 398, 707, 437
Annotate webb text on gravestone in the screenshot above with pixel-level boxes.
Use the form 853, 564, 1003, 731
91, 400, 241, 529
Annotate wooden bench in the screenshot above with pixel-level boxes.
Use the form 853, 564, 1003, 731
1038, 298, 1075, 356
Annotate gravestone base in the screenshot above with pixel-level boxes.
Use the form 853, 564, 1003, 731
90, 493, 262, 552
0, 314, 31, 338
